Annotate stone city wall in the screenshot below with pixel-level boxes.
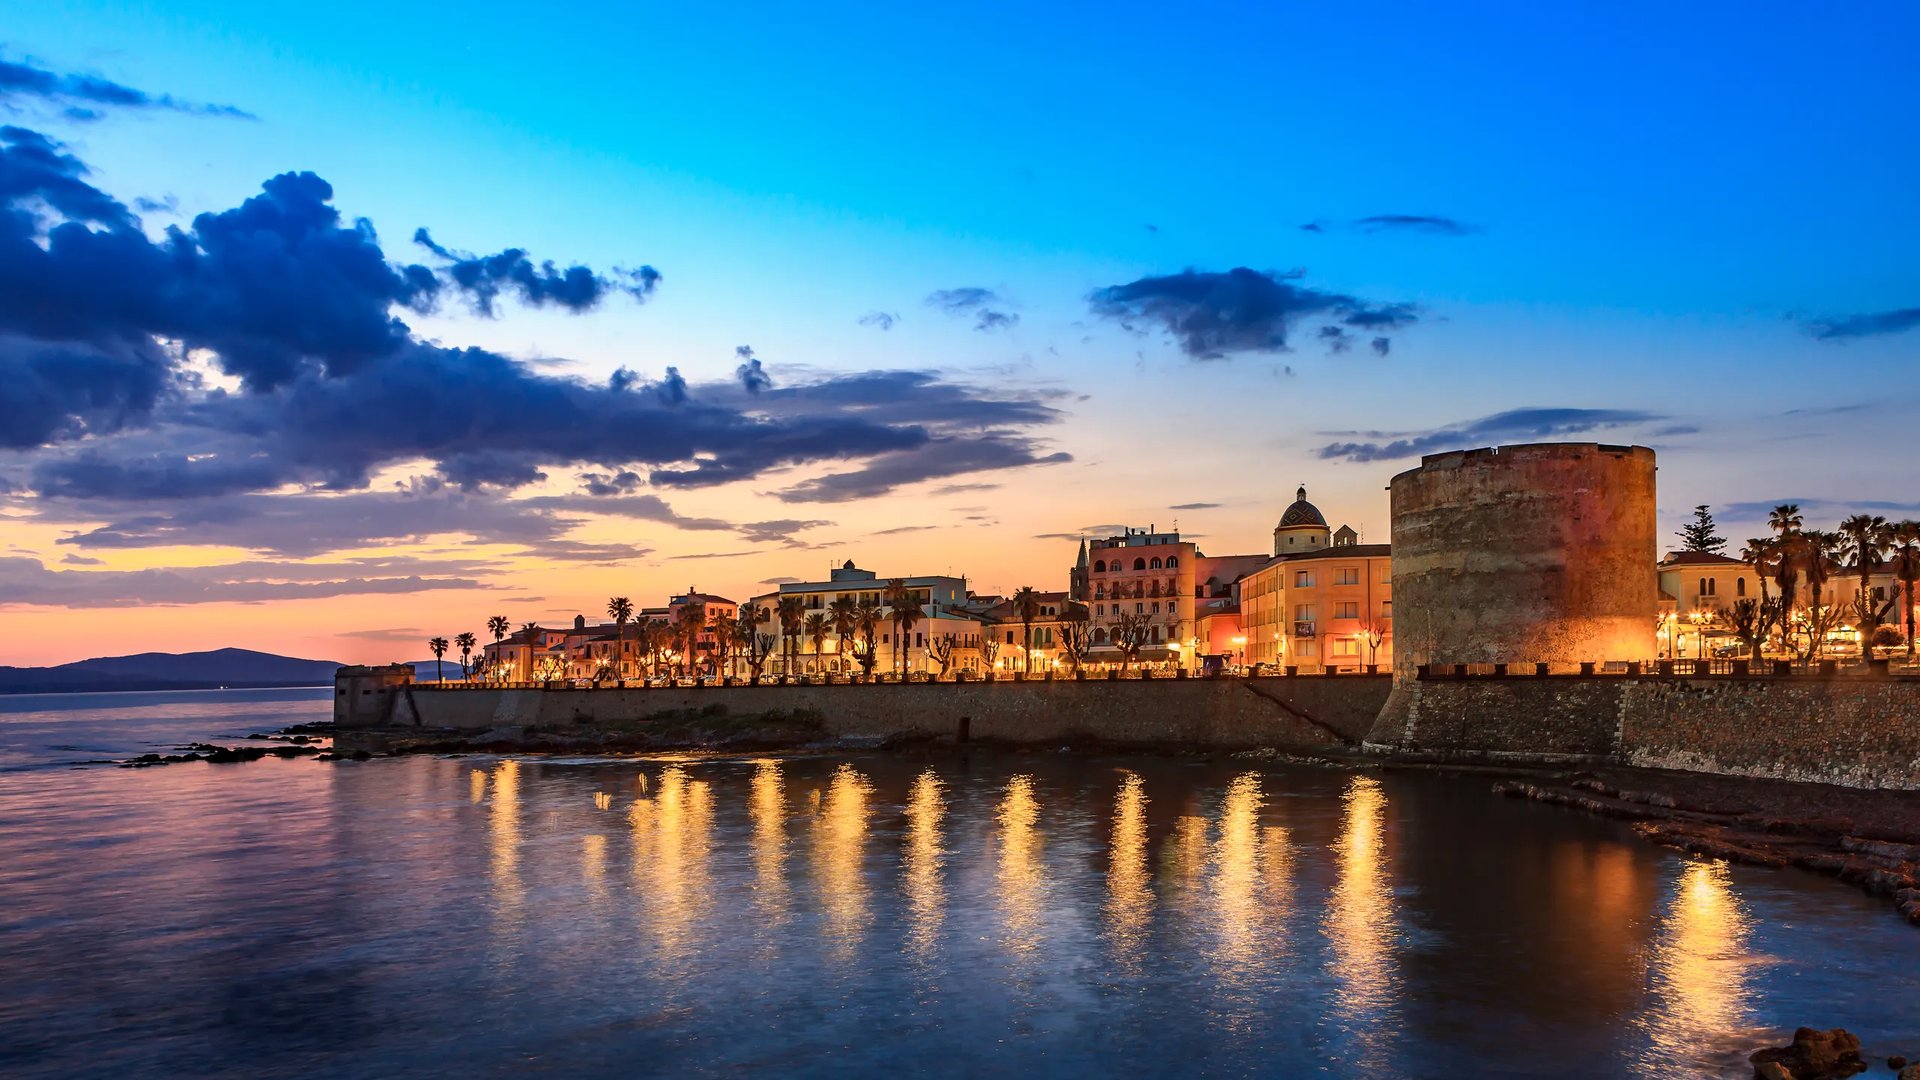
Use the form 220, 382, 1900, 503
1364, 673, 1920, 790
353, 674, 1396, 752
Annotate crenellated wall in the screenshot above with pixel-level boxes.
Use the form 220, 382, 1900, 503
354, 674, 1396, 752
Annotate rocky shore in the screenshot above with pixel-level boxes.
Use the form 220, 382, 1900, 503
1491, 768, 1920, 927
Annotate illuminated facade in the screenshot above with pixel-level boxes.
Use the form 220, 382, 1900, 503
1237, 488, 1394, 671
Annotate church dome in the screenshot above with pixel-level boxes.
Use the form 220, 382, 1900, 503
1277, 486, 1327, 530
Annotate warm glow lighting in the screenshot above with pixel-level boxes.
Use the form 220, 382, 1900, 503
750, 759, 788, 924
815, 763, 872, 958
1324, 775, 1397, 1068
998, 774, 1044, 958
903, 769, 946, 963
1105, 772, 1152, 975
1641, 859, 1753, 1058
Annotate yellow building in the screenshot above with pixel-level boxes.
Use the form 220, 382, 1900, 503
1237, 488, 1393, 672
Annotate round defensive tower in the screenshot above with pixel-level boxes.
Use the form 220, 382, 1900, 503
1367, 442, 1658, 745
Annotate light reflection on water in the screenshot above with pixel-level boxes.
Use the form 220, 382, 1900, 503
1, 713, 1916, 1078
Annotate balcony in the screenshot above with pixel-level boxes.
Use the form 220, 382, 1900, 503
1293, 621, 1317, 638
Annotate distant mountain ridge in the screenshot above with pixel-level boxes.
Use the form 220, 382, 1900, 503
0, 648, 343, 694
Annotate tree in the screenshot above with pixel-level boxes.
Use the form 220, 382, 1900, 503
1356, 617, 1386, 666
1839, 514, 1891, 659
710, 612, 736, 678
1891, 521, 1920, 659
1012, 586, 1041, 674
1112, 611, 1153, 671
607, 597, 633, 679
1676, 505, 1727, 555
735, 606, 770, 677
805, 612, 830, 673
854, 597, 883, 676
776, 596, 806, 676
830, 595, 858, 673
882, 579, 911, 676
517, 622, 541, 682
1798, 531, 1843, 661
1718, 598, 1769, 664
454, 632, 476, 680
486, 615, 510, 680
428, 636, 448, 683
1057, 607, 1094, 675
673, 603, 707, 676
926, 632, 957, 678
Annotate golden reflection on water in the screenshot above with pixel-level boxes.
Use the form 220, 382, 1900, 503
1324, 775, 1396, 1056
814, 764, 873, 957
1105, 773, 1152, 972
631, 765, 713, 968
488, 760, 522, 913
1210, 772, 1265, 983
902, 769, 946, 961
582, 832, 608, 903
997, 774, 1044, 956
749, 759, 789, 924
469, 768, 486, 803
1643, 859, 1754, 1058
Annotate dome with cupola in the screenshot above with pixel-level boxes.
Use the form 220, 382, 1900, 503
1273, 485, 1332, 554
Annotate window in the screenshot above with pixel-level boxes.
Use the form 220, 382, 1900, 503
1295, 570, 1313, 587
1094, 560, 1106, 573
1334, 638, 1357, 656
1133, 557, 1147, 571
1005, 630, 1015, 644
1136, 602, 1145, 614
1736, 578, 1746, 597
1335, 568, 1359, 586
1298, 640, 1316, 657
1166, 556, 1178, 568
1096, 604, 1104, 616
1151, 601, 1161, 614
1875, 586, 1888, 601
1094, 627, 1108, 643
1294, 604, 1316, 621
1335, 601, 1359, 619
1382, 600, 1393, 616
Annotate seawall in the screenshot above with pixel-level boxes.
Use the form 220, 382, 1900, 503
354, 675, 1394, 752
1367, 673, 1920, 790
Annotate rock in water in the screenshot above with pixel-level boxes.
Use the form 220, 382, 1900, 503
1748, 1027, 1867, 1079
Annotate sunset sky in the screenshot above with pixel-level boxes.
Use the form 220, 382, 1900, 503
3, 2, 1916, 666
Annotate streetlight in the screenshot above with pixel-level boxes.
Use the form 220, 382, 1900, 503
1687, 610, 1712, 666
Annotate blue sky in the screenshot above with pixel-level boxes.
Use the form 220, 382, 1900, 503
1, 2, 1916, 661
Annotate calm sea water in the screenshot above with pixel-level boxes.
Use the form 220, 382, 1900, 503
1, 689, 1915, 1078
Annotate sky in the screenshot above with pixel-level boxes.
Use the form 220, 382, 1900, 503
1, 1, 1916, 666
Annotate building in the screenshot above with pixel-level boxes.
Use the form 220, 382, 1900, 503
1079, 525, 1196, 669
1237, 487, 1394, 672
748, 560, 979, 675
954, 590, 1087, 674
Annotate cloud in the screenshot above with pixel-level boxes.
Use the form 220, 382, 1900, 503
577, 469, 644, 496
0, 555, 485, 608
1371, 336, 1391, 357
1169, 502, 1220, 510
776, 435, 1070, 504
926, 287, 1019, 332
857, 311, 897, 330
735, 518, 829, 545
1354, 214, 1481, 236
1033, 524, 1130, 541
0, 53, 254, 120
1298, 221, 1325, 233
520, 540, 652, 564
1315, 407, 1664, 463
58, 552, 102, 565
335, 626, 423, 640
1803, 307, 1920, 341
929, 482, 1000, 496
412, 228, 658, 317
872, 525, 937, 535
1717, 498, 1920, 523
759, 576, 802, 585
1087, 267, 1417, 360
733, 346, 772, 395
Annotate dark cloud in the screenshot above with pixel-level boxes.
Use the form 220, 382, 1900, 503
1371, 336, 1391, 357
0, 54, 254, 120
1032, 524, 1130, 542
1169, 502, 1220, 510
1718, 498, 1920, 522
759, 576, 802, 585
930, 482, 1000, 496
1315, 407, 1663, 463
413, 228, 658, 316
1318, 325, 1352, 353
1087, 267, 1418, 360
733, 346, 772, 395
1298, 221, 1325, 233
1803, 307, 1920, 341
857, 311, 897, 330
58, 552, 102, 565
872, 525, 938, 535
1354, 214, 1481, 236
521, 540, 652, 565
776, 435, 1070, 504
735, 518, 830, 545
577, 469, 643, 496
926, 287, 1019, 332
0, 555, 485, 608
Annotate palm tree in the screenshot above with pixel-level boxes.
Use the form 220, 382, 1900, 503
830, 595, 859, 673
710, 611, 735, 679
805, 612, 830, 673
607, 597, 633, 679
734, 606, 769, 678
428, 636, 449, 683
776, 596, 806, 676
886, 580, 923, 676
673, 603, 706, 677
854, 597, 884, 677
1012, 586, 1041, 674
1799, 531, 1842, 661
1839, 514, 1890, 658
454, 632, 476, 680
1892, 522, 1920, 660
486, 615, 509, 681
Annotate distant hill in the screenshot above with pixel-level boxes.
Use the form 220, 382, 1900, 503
0, 647, 343, 695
